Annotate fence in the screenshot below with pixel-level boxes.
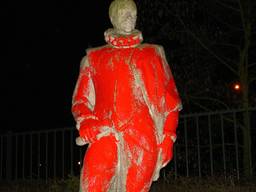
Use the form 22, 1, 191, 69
0, 108, 255, 182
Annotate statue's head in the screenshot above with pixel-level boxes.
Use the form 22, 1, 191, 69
109, 0, 137, 35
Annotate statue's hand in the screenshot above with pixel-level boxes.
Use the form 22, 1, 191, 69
75, 137, 87, 146
159, 135, 174, 167
79, 119, 113, 143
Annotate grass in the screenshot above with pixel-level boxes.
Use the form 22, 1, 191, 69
0, 175, 255, 192
150, 176, 256, 192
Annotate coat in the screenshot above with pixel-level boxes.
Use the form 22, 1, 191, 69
72, 29, 182, 191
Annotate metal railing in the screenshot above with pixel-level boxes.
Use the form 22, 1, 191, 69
0, 127, 85, 182
172, 107, 256, 179
0, 108, 255, 182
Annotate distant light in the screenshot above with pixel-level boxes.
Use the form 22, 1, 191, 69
233, 83, 240, 91
78, 161, 81, 165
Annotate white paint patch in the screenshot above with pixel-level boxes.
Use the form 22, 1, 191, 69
85, 75, 96, 111
135, 148, 144, 166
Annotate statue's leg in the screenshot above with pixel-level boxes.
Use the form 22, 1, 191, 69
80, 136, 118, 192
125, 145, 157, 192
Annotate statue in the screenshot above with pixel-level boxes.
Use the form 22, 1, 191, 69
72, 0, 182, 191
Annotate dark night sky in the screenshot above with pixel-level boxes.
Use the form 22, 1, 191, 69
6, 0, 113, 133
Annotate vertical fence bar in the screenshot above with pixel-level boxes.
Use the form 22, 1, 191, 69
80, 147, 83, 164
184, 118, 189, 177
220, 115, 226, 177
30, 134, 33, 180
15, 135, 18, 181
79, 146, 83, 174
38, 133, 41, 179
174, 145, 177, 179
233, 112, 240, 180
22, 134, 25, 180
53, 131, 56, 178
196, 116, 201, 177
45, 133, 49, 183
0, 135, 3, 179
62, 131, 65, 179
6, 132, 13, 181
208, 115, 214, 176
70, 130, 74, 176
4, 134, 9, 181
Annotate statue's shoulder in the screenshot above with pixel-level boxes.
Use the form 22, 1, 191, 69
86, 45, 111, 55
137, 43, 165, 55
79, 45, 109, 68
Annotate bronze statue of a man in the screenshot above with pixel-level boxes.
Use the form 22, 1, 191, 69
72, 0, 182, 191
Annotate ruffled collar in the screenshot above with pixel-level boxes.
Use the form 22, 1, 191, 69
104, 28, 143, 48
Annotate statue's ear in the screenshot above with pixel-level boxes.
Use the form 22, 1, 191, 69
110, 16, 114, 25
110, 16, 117, 28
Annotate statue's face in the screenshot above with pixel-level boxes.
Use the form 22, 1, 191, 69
111, 4, 137, 34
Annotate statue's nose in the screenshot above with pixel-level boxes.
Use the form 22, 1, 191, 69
127, 14, 132, 20
127, 12, 135, 19
126, 14, 136, 23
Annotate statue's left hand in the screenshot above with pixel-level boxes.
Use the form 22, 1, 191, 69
159, 135, 174, 167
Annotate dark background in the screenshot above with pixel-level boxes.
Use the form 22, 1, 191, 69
6, 0, 113, 133
5, 0, 256, 134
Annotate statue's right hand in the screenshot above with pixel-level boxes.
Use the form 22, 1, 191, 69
159, 135, 174, 167
75, 137, 88, 146
79, 125, 101, 143
79, 118, 113, 143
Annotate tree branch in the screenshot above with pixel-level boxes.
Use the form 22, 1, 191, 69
215, 0, 241, 12
205, 7, 243, 31
176, 15, 238, 76
249, 77, 256, 84
249, 62, 256, 68
238, 0, 247, 32
190, 95, 230, 109
190, 99, 211, 112
211, 42, 240, 51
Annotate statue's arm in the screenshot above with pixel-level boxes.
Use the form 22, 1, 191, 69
162, 80, 182, 142
72, 56, 100, 143
156, 46, 182, 166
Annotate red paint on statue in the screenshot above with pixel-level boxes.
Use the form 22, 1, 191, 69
72, 30, 181, 191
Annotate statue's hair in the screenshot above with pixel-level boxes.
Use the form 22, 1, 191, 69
109, 0, 137, 19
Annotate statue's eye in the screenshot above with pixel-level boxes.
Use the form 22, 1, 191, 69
119, 10, 126, 17
131, 11, 137, 18
132, 13, 137, 18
